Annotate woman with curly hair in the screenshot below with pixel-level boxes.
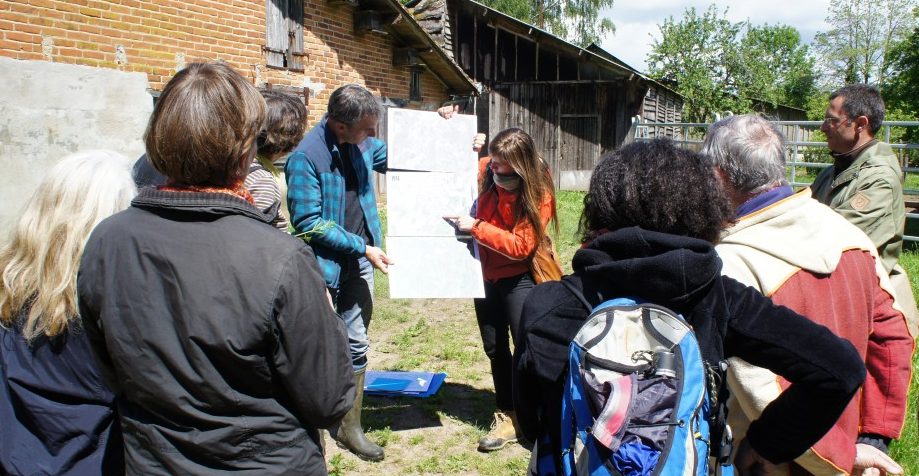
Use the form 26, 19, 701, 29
446, 127, 558, 452
513, 139, 866, 475
1, 150, 136, 475
245, 89, 307, 231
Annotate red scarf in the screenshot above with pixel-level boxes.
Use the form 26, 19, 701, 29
158, 181, 255, 205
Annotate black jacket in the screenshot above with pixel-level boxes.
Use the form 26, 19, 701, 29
78, 189, 354, 475
1, 312, 123, 475
514, 227, 866, 470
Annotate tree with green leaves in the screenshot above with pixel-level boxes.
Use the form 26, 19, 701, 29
738, 25, 816, 109
813, 0, 918, 87
647, 5, 743, 123
883, 8, 919, 142
478, 0, 533, 25
478, 0, 615, 47
560, 0, 615, 47
647, 5, 816, 123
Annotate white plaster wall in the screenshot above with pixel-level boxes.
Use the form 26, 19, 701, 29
0, 57, 152, 233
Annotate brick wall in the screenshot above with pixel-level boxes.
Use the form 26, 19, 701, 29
0, 0, 450, 124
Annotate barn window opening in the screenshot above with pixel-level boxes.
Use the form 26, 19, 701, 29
265, 0, 305, 71
410, 67, 423, 101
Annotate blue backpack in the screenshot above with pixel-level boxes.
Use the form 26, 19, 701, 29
548, 281, 733, 476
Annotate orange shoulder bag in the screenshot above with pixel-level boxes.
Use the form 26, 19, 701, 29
530, 234, 563, 284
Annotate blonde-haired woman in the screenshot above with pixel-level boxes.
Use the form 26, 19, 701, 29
447, 127, 557, 452
0, 150, 136, 475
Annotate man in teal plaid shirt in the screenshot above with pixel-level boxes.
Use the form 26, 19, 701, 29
285, 84, 392, 462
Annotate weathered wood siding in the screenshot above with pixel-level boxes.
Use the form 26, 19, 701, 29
486, 81, 646, 190
264, 0, 305, 71
640, 85, 683, 139
419, 0, 682, 189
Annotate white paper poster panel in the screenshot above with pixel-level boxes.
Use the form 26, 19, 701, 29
386, 108, 478, 173
386, 171, 478, 237
387, 237, 485, 299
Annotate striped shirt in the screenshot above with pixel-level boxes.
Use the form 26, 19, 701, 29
245, 160, 289, 231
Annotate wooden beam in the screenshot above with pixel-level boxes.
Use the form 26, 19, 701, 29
392, 47, 422, 67
535, 41, 539, 81
473, 14, 477, 80
493, 21, 498, 82
514, 35, 518, 82
354, 10, 394, 35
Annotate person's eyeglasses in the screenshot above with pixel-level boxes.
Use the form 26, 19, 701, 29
823, 115, 850, 127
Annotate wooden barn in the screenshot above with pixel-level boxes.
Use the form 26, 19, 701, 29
406, 0, 683, 189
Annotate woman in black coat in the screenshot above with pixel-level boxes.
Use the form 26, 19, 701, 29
513, 139, 866, 476
77, 62, 354, 476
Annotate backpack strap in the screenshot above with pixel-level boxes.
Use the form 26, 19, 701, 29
559, 279, 592, 311
707, 359, 734, 466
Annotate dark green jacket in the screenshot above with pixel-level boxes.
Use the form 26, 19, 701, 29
811, 141, 905, 274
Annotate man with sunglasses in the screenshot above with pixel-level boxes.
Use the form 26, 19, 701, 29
811, 83, 918, 372
813, 85, 902, 272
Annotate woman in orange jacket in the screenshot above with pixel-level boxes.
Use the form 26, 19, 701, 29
448, 127, 557, 452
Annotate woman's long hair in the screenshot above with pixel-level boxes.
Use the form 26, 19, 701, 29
0, 151, 136, 340
481, 128, 558, 243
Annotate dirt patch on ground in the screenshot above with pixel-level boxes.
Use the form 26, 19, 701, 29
323, 295, 531, 475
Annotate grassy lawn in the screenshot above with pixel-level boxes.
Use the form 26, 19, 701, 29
326, 190, 919, 474
891, 250, 919, 474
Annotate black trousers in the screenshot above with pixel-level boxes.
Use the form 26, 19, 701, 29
473, 272, 535, 411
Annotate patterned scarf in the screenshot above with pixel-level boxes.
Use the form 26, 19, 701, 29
158, 181, 255, 204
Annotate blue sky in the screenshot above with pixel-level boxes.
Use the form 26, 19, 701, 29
598, 0, 832, 73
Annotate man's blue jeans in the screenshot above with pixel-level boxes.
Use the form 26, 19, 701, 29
329, 256, 374, 369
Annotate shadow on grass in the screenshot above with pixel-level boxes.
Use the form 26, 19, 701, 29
363, 381, 497, 432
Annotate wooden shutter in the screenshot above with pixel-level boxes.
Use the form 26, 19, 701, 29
409, 68, 422, 101
287, 0, 304, 71
265, 0, 287, 68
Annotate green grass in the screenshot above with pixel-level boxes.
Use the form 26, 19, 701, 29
891, 251, 919, 474
366, 426, 397, 447
553, 190, 586, 273
328, 454, 357, 476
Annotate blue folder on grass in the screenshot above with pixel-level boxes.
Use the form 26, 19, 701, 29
364, 370, 447, 398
